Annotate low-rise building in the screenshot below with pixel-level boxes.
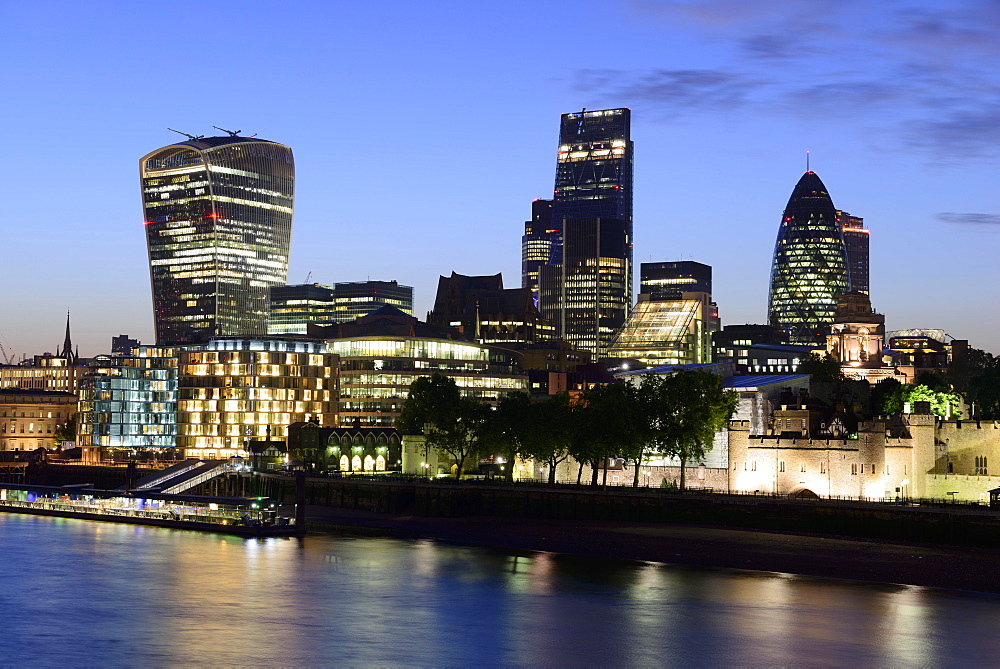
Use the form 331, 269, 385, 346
0, 389, 77, 451
318, 307, 527, 427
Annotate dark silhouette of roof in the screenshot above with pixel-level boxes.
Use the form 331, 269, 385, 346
176, 136, 280, 150
308, 305, 462, 341
430, 271, 539, 321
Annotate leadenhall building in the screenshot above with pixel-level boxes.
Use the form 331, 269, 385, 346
140, 132, 294, 345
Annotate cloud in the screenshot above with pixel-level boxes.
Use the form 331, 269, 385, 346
904, 104, 1000, 158
597, 1, 1000, 161
574, 68, 765, 114
936, 212, 1000, 229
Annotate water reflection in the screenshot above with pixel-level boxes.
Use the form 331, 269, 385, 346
2, 514, 1000, 666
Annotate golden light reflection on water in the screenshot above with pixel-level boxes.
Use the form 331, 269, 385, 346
3, 514, 1000, 666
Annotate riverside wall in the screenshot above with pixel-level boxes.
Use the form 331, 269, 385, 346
268, 475, 1000, 549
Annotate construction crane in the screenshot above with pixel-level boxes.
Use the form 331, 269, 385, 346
0, 340, 15, 365
213, 126, 242, 137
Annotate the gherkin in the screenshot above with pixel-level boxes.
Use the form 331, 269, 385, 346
767, 171, 849, 344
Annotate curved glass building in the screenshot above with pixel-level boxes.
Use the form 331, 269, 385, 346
140, 135, 294, 344
767, 171, 849, 344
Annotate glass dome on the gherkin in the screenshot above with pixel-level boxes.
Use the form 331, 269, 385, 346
767, 171, 849, 344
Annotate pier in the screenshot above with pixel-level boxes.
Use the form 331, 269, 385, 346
0, 483, 302, 537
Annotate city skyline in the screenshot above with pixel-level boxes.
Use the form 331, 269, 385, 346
1, 1, 998, 357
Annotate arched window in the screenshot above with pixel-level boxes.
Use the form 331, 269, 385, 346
340, 455, 349, 471
363, 455, 374, 471
375, 455, 386, 471
352, 455, 362, 471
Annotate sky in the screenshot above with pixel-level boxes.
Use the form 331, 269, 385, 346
1, 0, 998, 358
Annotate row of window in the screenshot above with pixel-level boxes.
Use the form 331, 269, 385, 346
744, 461, 910, 476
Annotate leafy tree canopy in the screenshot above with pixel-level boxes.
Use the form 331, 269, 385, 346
796, 352, 845, 382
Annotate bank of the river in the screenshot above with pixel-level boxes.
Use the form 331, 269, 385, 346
304, 505, 1000, 594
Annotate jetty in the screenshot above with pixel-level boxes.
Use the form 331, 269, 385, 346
0, 483, 302, 537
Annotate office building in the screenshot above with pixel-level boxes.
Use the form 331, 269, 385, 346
640, 261, 712, 299
539, 108, 633, 357
76, 347, 179, 459
521, 199, 554, 305
140, 133, 294, 344
268, 283, 336, 335
768, 171, 849, 344
331, 280, 413, 322
838, 211, 870, 294
322, 307, 527, 427
176, 338, 338, 459
428, 272, 554, 345
607, 292, 719, 367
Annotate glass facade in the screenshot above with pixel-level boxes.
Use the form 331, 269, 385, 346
268, 283, 336, 335
521, 199, 553, 306
177, 339, 338, 458
331, 281, 414, 323
540, 109, 633, 357
141, 136, 294, 345
76, 347, 179, 456
328, 337, 526, 427
640, 261, 712, 299
607, 293, 719, 367
768, 171, 849, 344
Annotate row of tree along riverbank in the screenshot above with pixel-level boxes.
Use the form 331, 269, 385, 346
265, 475, 1000, 549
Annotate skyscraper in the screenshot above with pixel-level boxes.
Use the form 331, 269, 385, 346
539, 108, 633, 356
140, 133, 294, 344
521, 199, 553, 305
640, 261, 712, 299
768, 171, 849, 344
838, 210, 870, 294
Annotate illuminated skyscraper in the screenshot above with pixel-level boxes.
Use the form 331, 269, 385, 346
140, 133, 294, 344
539, 108, 633, 356
521, 199, 553, 305
768, 171, 849, 344
837, 210, 870, 294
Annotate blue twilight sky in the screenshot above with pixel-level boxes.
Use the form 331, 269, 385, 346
1, 0, 997, 358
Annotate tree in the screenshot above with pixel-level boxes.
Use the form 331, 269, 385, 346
574, 380, 644, 487
871, 377, 904, 415
54, 415, 76, 447
519, 393, 573, 484
481, 392, 532, 482
653, 370, 738, 491
396, 374, 488, 478
915, 371, 949, 393
969, 367, 1000, 419
904, 384, 962, 419
796, 352, 845, 382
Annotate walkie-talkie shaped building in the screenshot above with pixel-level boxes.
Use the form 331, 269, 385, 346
140, 134, 294, 344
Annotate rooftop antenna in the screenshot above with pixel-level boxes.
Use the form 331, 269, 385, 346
168, 128, 205, 141
806, 150, 811, 172
305, 271, 312, 283
213, 126, 242, 137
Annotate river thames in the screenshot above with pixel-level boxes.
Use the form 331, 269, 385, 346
2, 513, 999, 666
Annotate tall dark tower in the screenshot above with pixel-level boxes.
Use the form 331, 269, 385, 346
838, 210, 870, 294
539, 108, 633, 356
521, 199, 553, 306
140, 132, 294, 344
768, 171, 849, 344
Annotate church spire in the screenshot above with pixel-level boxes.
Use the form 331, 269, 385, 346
60, 311, 76, 363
